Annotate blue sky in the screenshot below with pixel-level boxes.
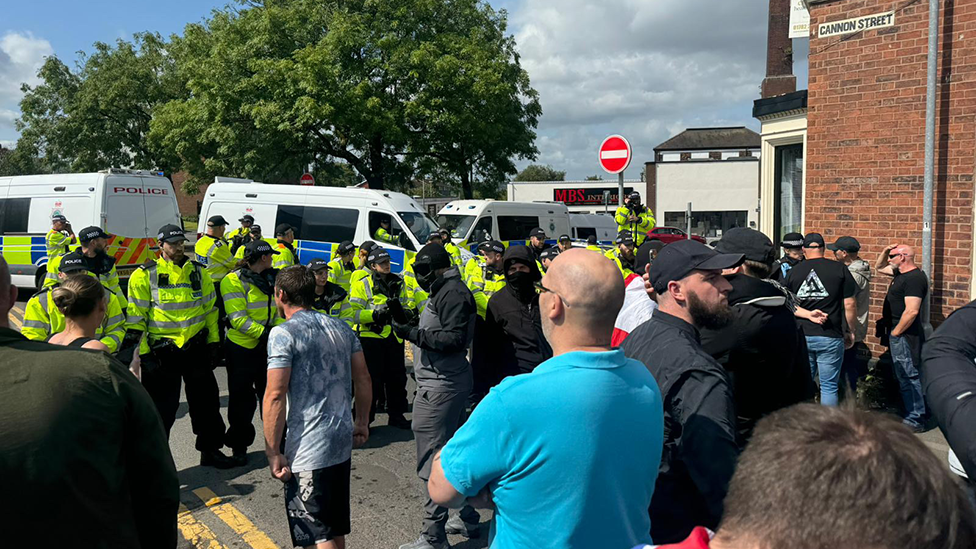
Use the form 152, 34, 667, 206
1, 0, 808, 179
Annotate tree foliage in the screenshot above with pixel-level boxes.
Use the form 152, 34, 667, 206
514, 163, 565, 182
585, 174, 604, 180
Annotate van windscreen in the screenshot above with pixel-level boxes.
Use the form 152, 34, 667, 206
398, 211, 439, 245
435, 214, 476, 240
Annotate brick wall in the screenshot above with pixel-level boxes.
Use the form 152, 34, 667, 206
806, 0, 976, 352
170, 172, 209, 217
645, 161, 658, 216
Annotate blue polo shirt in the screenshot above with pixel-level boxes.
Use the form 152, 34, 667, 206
440, 349, 664, 549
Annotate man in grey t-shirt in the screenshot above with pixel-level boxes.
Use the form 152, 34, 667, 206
264, 266, 372, 548
829, 236, 872, 398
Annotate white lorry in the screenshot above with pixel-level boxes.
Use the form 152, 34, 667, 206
0, 169, 182, 289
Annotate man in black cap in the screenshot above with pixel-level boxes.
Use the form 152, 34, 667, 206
770, 232, 804, 283
195, 215, 237, 285
585, 234, 601, 252
437, 228, 462, 267
606, 230, 637, 277
557, 234, 573, 253
528, 227, 548, 268
233, 225, 268, 260
228, 214, 255, 254
327, 240, 359, 295
392, 244, 481, 549
828, 236, 872, 398
539, 246, 559, 273
76, 226, 127, 308
615, 191, 654, 246
620, 238, 744, 543
46, 213, 76, 259
700, 228, 816, 441
272, 224, 297, 270
784, 232, 858, 407
308, 258, 347, 317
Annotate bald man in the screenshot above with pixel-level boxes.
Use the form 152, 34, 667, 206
0, 256, 180, 546
877, 243, 929, 431
427, 249, 664, 549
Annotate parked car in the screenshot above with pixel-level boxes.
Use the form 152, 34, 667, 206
646, 226, 707, 246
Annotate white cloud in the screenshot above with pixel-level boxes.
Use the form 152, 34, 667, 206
0, 32, 53, 139
509, 0, 771, 179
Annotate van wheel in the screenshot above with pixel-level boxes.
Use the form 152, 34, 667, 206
34, 268, 47, 292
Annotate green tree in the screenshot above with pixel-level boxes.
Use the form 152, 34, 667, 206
585, 175, 604, 180
514, 164, 565, 182
16, 33, 181, 173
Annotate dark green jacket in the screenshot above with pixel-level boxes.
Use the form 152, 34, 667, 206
0, 327, 179, 548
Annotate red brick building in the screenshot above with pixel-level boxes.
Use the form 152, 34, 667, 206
757, 0, 976, 346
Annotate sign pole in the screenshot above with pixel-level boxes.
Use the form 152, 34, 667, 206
618, 172, 625, 207
687, 202, 693, 239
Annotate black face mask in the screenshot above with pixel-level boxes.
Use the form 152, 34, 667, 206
507, 271, 536, 301
415, 263, 436, 292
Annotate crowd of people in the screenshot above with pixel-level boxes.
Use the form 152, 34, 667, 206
1, 210, 975, 549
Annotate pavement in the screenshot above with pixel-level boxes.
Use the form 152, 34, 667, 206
3, 298, 958, 548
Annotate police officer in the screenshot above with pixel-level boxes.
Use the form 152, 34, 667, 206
605, 231, 638, 277
273, 224, 298, 269
22, 251, 126, 352
557, 234, 573, 252
122, 224, 233, 468
44, 226, 127, 308
227, 214, 254, 254
614, 191, 654, 246
585, 234, 602, 252
196, 215, 236, 284
539, 246, 560, 272
437, 228, 462, 267
350, 240, 378, 287
392, 244, 480, 549
309, 258, 348, 317
374, 216, 396, 245
348, 248, 412, 429
233, 224, 271, 260
221, 239, 279, 466
327, 240, 358, 293
46, 214, 76, 259
771, 232, 805, 283
467, 240, 507, 404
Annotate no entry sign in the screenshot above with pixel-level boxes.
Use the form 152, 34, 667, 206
300, 173, 315, 186
599, 135, 632, 175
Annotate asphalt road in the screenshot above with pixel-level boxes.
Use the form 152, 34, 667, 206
4, 297, 957, 548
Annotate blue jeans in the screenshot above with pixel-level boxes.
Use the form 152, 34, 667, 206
889, 334, 927, 427
806, 336, 845, 406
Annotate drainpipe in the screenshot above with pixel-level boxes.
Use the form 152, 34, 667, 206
921, 0, 939, 333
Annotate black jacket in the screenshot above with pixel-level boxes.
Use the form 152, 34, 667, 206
311, 281, 347, 314
484, 246, 552, 376
770, 255, 801, 283
922, 301, 976, 479
621, 311, 739, 544
409, 267, 477, 391
700, 275, 816, 441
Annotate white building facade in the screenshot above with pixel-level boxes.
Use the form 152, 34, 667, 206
506, 180, 645, 215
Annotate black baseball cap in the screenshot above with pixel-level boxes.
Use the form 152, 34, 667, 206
478, 240, 505, 254
529, 228, 547, 239
59, 251, 88, 273
250, 224, 262, 234
615, 231, 635, 247
51, 214, 67, 222
586, 235, 598, 245
367, 248, 391, 265
648, 239, 744, 293
540, 247, 560, 261
629, 191, 641, 200
781, 232, 804, 249
634, 241, 655, 275
803, 233, 825, 249
275, 223, 295, 237
78, 226, 109, 244
239, 214, 255, 223
714, 227, 774, 264
827, 236, 861, 253
360, 240, 377, 253
558, 234, 571, 242
337, 241, 356, 255
244, 239, 278, 257
307, 258, 330, 271
207, 215, 228, 227
157, 224, 187, 243
427, 232, 443, 243
416, 243, 452, 272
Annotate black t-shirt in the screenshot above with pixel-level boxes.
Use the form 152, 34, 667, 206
785, 257, 857, 338
883, 269, 928, 336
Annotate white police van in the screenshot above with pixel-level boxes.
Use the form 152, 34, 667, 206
0, 169, 182, 289
199, 178, 439, 273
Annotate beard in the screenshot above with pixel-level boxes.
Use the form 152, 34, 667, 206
687, 290, 734, 330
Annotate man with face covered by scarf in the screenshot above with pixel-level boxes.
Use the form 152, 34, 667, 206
392, 244, 481, 548
482, 245, 553, 380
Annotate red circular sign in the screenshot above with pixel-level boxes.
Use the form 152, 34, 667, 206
300, 173, 315, 186
598, 135, 632, 174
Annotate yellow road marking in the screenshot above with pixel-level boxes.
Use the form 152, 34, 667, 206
8, 305, 24, 330
192, 487, 281, 549
178, 503, 229, 549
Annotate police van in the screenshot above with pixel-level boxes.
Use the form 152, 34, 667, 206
0, 170, 182, 289
199, 179, 439, 273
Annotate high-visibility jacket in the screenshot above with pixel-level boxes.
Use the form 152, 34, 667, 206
373, 227, 396, 244
462, 257, 506, 319
126, 257, 219, 355
586, 245, 602, 252
233, 237, 276, 260
195, 234, 236, 282
44, 250, 127, 309
350, 267, 370, 287
226, 226, 250, 241
45, 229, 75, 259
22, 285, 127, 352
328, 257, 358, 293
401, 256, 429, 314
312, 282, 349, 319
605, 248, 637, 278
346, 273, 412, 341
220, 269, 278, 349
444, 242, 463, 267
614, 206, 654, 246
273, 241, 297, 270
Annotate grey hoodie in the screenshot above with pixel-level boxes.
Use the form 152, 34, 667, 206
847, 258, 872, 342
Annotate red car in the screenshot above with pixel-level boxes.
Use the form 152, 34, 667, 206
646, 226, 707, 245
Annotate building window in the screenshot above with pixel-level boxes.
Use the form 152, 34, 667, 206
663, 210, 747, 239
773, 143, 803, 244
691, 152, 709, 159
661, 153, 681, 162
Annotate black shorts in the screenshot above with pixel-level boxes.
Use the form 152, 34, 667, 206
284, 459, 351, 546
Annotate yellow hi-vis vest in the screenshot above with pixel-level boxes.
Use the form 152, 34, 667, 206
46, 229, 75, 259
44, 251, 127, 309
328, 257, 357, 293
126, 257, 219, 355
346, 273, 412, 341
401, 255, 429, 314
220, 269, 278, 349
21, 285, 127, 352
614, 206, 654, 246
195, 234, 236, 282
273, 242, 297, 270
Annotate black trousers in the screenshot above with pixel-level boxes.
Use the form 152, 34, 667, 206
360, 334, 408, 420
142, 343, 226, 452
225, 339, 268, 452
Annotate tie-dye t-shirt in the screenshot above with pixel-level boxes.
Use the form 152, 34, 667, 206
267, 308, 363, 472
